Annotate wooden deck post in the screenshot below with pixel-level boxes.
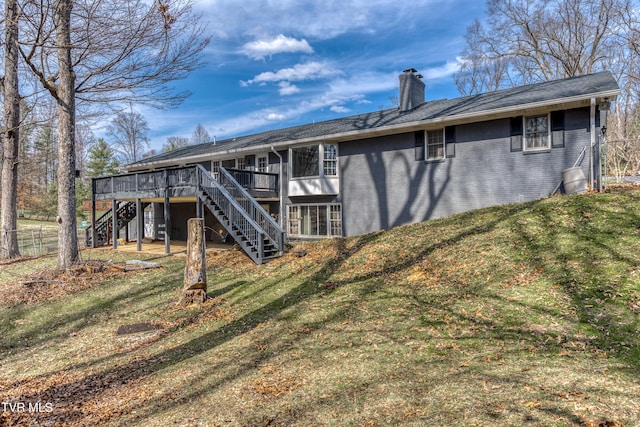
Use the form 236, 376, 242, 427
196, 196, 203, 219
112, 199, 118, 249
136, 198, 143, 251
164, 191, 171, 255
90, 189, 96, 248
180, 218, 207, 304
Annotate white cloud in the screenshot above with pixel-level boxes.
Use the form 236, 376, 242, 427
195, 0, 442, 41
422, 59, 462, 80
266, 112, 286, 121
279, 81, 300, 96
330, 105, 350, 113
242, 34, 313, 60
243, 61, 341, 85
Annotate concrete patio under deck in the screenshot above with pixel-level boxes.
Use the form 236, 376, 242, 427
96, 240, 234, 256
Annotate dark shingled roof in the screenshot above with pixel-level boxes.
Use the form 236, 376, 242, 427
130, 72, 619, 167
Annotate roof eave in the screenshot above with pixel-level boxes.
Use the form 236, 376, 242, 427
125, 88, 620, 172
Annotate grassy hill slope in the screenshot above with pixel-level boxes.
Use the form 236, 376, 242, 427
1, 189, 639, 426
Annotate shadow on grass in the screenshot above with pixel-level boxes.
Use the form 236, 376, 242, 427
2, 192, 639, 425
0, 258, 185, 352
0, 203, 530, 425
508, 192, 640, 371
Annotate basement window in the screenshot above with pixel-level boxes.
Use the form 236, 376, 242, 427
288, 204, 342, 237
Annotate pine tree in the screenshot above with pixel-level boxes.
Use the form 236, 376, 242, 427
86, 138, 120, 178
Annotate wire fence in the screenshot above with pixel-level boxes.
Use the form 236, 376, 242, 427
0, 228, 85, 259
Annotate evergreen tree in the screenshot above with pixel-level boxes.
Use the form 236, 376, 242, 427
86, 138, 120, 178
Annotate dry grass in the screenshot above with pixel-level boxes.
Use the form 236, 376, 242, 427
1, 189, 640, 426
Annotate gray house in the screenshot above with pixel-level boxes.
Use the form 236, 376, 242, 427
88, 70, 620, 263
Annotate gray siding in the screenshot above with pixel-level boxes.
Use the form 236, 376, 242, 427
340, 108, 593, 237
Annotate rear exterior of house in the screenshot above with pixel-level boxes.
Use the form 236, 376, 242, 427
88, 71, 620, 263
340, 107, 597, 235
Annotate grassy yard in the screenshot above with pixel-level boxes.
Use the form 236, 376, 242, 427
1, 189, 640, 426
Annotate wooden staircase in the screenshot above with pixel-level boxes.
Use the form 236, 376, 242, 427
196, 166, 284, 264
85, 201, 149, 247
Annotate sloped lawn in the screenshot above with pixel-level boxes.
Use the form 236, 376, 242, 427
1, 189, 639, 426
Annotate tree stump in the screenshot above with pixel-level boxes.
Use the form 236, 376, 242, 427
180, 218, 207, 305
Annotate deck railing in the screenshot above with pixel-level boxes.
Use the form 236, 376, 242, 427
91, 165, 284, 263
94, 167, 201, 196
226, 168, 278, 193
215, 167, 284, 255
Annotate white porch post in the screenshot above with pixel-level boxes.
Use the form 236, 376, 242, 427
590, 97, 596, 191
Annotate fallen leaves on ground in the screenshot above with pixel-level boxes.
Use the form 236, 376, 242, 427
0, 261, 149, 307
0, 360, 153, 427
246, 364, 303, 398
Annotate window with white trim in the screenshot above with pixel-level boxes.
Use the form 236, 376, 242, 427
291, 146, 319, 177
287, 204, 342, 237
524, 114, 550, 151
212, 160, 220, 179
426, 129, 444, 160
329, 205, 342, 236
257, 156, 268, 172
236, 157, 247, 170
323, 144, 338, 176
291, 144, 338, 178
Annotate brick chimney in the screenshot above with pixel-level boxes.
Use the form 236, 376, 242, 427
398, 68, 425, 112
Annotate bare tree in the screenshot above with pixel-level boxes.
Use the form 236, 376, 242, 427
20, 0, 210, 110
455, 0, 631, 95
455, 0, 640, 182
53, 0, 80, 268
606, 103, 640, 180
1, 0, 21, 258
191, 123, 210, 145
75, 123, 96, 179
106, 110, 150, 164
163, 135, 189, 152
15, 0, 209, 267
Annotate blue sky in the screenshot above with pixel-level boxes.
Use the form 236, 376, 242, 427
138, 0, 486, 153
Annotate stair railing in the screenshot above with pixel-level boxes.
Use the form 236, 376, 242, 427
86, 207, 113, 246
214, 166, 284, 255
196, 165, 266, 262
85, 201, 145, 247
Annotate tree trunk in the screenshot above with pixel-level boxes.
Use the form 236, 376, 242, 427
55, 0, 79, 269
1, 0, 21, 259
181, 218, 207, 305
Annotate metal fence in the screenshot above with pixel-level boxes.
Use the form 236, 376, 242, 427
0, 228, 85, 258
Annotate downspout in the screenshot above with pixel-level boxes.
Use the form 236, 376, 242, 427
270, 146, 284, 229
601, 114, 608, 192
589, 97, 596, 191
